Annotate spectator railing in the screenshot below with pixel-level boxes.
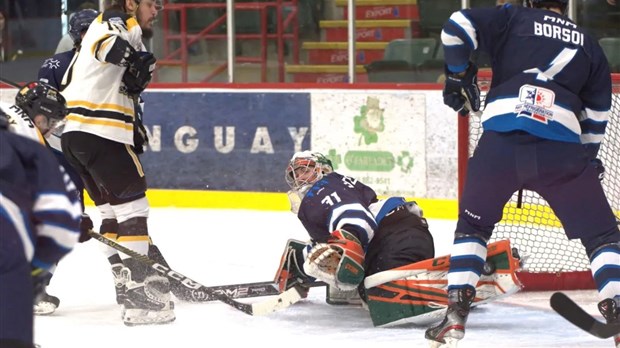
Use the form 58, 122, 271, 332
159, 0, 299, 82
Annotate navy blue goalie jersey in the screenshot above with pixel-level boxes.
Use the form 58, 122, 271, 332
298, 172, 379, 247
442, 4, 612, 158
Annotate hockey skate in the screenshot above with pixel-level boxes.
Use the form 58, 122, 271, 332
34, 290, 60, 315
120, 268, 175, 326
598, 298, 620, 348
111, 263, 128, 305
425, 287, 475, 348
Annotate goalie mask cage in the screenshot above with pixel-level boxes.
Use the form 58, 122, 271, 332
458, 72, 620, 291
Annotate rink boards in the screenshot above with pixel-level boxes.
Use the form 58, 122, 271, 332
0, 85, 460, 219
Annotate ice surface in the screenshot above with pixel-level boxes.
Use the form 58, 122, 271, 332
34, 208, 612, 348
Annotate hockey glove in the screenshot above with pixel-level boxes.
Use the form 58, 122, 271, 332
443, 63, 481, 115
592, 158, 605, 181
31, 267, 52, 303
123, 51, 156, 96
274, 239, 314, 293
304, 229, 365, 291
78, 213, 94, 243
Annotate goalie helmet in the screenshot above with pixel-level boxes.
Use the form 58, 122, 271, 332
524, 0, 568, 15
15, 81, 67, 122
69, 9, 98, 45
285, 151, 334, 191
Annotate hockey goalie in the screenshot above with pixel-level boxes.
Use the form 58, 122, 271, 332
275, 237, 522, 327
275, 151, 523, 327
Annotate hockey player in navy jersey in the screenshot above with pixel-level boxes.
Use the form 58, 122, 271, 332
1, 81, 92, 316
276, 151, 523, 327
426, 1, 620, 347
0, 114, 80, 348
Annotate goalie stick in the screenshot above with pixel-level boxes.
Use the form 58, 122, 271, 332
88, 230, 304, 315
550, 292, 620, 339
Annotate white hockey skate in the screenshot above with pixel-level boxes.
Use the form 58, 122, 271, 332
120, 269, 175, 326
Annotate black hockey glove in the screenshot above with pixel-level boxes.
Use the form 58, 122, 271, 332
592, 158, 605, 181
79, 213, 94, 243
31, 267, 52, 303
123, 51, 156, 96
443, 63, 481, 115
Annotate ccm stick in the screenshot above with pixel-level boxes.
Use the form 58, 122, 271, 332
88, 230, 305, 315
550, 292, 620, 339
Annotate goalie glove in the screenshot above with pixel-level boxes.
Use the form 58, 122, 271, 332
443, 63, 481, 115
274, 239, 314, 293
304, 229, 365, 291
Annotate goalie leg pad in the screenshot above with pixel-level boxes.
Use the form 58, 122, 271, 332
364, 240, 522, 327
304, 229, 365, 291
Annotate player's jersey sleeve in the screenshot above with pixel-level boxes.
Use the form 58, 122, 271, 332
38, 50, 75, 90
576, 42, 612, 159
0, 131, 80, 270
91, 11, 144, 64
441, 5, 612, 154
297, 173, 378, 248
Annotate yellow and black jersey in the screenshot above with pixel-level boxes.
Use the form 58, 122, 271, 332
62, 10, 146, 145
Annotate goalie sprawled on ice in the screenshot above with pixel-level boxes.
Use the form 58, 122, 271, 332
275, 151, 522, 327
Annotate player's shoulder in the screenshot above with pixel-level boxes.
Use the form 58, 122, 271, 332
101, 9, 139, 31
102, 9, 131, 23
1, 126, 45, 158
40, 50, 74, 70
1, 102, 26, 122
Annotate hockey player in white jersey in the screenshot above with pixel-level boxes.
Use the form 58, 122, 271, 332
60, 0, 175, 326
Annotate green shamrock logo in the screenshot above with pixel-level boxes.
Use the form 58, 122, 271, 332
354, 97, 385, 145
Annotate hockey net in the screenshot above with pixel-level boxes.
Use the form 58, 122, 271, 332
458, 72, 620, 291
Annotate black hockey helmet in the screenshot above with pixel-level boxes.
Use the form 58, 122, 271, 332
15, 81, 68, 121
524, 0, 569, 15
69, 9, 99, 45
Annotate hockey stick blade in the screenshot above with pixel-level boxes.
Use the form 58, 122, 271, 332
88, 230, 303, 315
550, 292, 620, 339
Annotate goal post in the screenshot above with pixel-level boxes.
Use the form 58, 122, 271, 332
458, 72, 620, 291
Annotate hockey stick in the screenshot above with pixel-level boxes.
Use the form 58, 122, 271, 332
550, 292, 620, 339
0, 77, 22, 88
187, 280, 326, 302
87, 230, 305, 315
